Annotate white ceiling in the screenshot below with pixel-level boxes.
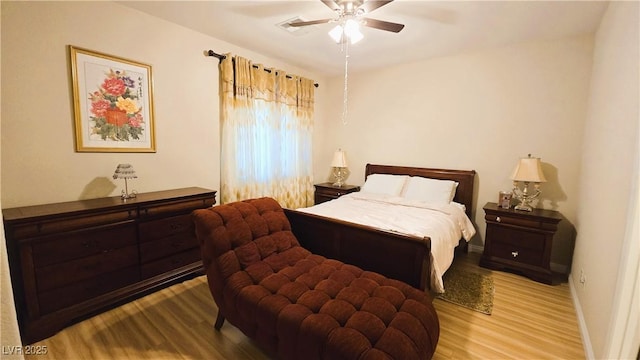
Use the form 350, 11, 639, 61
120, 0, 608, 76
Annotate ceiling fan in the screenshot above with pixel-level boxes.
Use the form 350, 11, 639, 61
289, 0, 405, 37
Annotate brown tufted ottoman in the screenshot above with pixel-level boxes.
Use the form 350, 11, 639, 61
192, 197, 439, 359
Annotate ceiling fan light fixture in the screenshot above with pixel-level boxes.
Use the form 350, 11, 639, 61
344, 19, 363, 44
328, 24, 344, 43
328, 19, 363, 44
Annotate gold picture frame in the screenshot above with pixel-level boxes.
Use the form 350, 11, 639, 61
70, 46, 156, 152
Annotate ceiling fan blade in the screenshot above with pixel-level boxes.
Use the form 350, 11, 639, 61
360, 0, 394, 14
321, 0, 341, 11
362, 17, 405, 33
288, 18, 333, 27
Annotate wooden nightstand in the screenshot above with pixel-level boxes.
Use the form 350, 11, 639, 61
480, 202, 562, 284
314, 183, 360, 205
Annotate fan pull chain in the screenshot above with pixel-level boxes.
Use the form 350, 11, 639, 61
341, 40, 350, 126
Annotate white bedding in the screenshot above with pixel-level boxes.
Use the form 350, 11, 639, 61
296, 192, 476, 293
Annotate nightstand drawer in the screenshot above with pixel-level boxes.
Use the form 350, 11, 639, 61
490, 226, 545, 252
491, 242, 543, 266
316, 188, 348, 197
314, 183, 360, 205
485, 214, 540, 229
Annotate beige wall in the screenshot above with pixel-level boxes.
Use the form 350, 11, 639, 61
572, 2, 639, 358
1, 3, 23, 356
317, 36, 594, 269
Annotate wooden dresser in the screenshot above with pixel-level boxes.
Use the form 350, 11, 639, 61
314, 183, 360, 204
3, 187, 216, 344
480, 202, 562, 284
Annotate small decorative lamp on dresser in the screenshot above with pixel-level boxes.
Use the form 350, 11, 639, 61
480, 202, 562, 284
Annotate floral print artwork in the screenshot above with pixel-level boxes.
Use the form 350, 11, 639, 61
71, 46, 155, 152
88, 69, 145, 141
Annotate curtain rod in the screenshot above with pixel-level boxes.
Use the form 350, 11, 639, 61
207, 50, 318, 88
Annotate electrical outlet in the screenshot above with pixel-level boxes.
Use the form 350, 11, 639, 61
579, 269, 586, 287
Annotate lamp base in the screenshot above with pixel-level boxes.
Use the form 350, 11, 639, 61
512, 181, 541, 212
121, 188, 138, 200
514, 202, 533, 211
120, 178, 137, 200
333, 167, 347, 188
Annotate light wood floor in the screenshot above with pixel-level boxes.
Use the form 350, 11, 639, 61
27, 252, 584, 359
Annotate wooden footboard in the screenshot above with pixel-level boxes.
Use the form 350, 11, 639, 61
284, 209, 431, 290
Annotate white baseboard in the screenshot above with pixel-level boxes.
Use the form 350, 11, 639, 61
568, 274, 595, 359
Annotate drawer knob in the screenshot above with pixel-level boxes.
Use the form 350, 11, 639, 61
496, 216, 501, 223
511, 251, 519, 258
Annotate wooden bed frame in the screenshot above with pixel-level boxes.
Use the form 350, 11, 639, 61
284, 164, 476, 291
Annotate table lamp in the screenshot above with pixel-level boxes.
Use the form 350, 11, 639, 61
331, 149, 348, 187
113, 164, 138, 200
511, 154, 546, 211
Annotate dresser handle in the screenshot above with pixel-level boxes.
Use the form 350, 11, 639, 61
496, 216, 501, 223
82, 240, 97, 248
511, 251, 519, 258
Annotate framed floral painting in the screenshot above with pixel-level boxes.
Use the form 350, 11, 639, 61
70, 46, 156, 152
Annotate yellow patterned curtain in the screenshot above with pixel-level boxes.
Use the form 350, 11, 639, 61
219, 54, 315, 208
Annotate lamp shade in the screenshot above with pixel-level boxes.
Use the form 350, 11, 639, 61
113, 164, 138, 180
328, 19, 363, 45
331, 149, 348, 168
511, 156, 546, 182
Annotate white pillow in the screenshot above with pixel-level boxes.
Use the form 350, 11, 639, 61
361, 174, 409, 196
402, 176, 458, 204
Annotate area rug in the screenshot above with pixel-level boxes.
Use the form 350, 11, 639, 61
436, 268, 495, 315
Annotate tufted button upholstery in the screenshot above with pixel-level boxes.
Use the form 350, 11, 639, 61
193, 197, 439, 359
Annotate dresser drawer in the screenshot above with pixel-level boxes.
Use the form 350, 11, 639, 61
138, 214, 193, 243
38, 266, 139, 315
31, 222, 137, 267
139, 232, 199, 263
140, 248, 201, 279
140, 198, 214, 218
10, 209, 136, 239
35, 245, 139, 292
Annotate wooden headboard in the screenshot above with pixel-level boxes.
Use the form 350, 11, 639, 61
365, 164, 476, 218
